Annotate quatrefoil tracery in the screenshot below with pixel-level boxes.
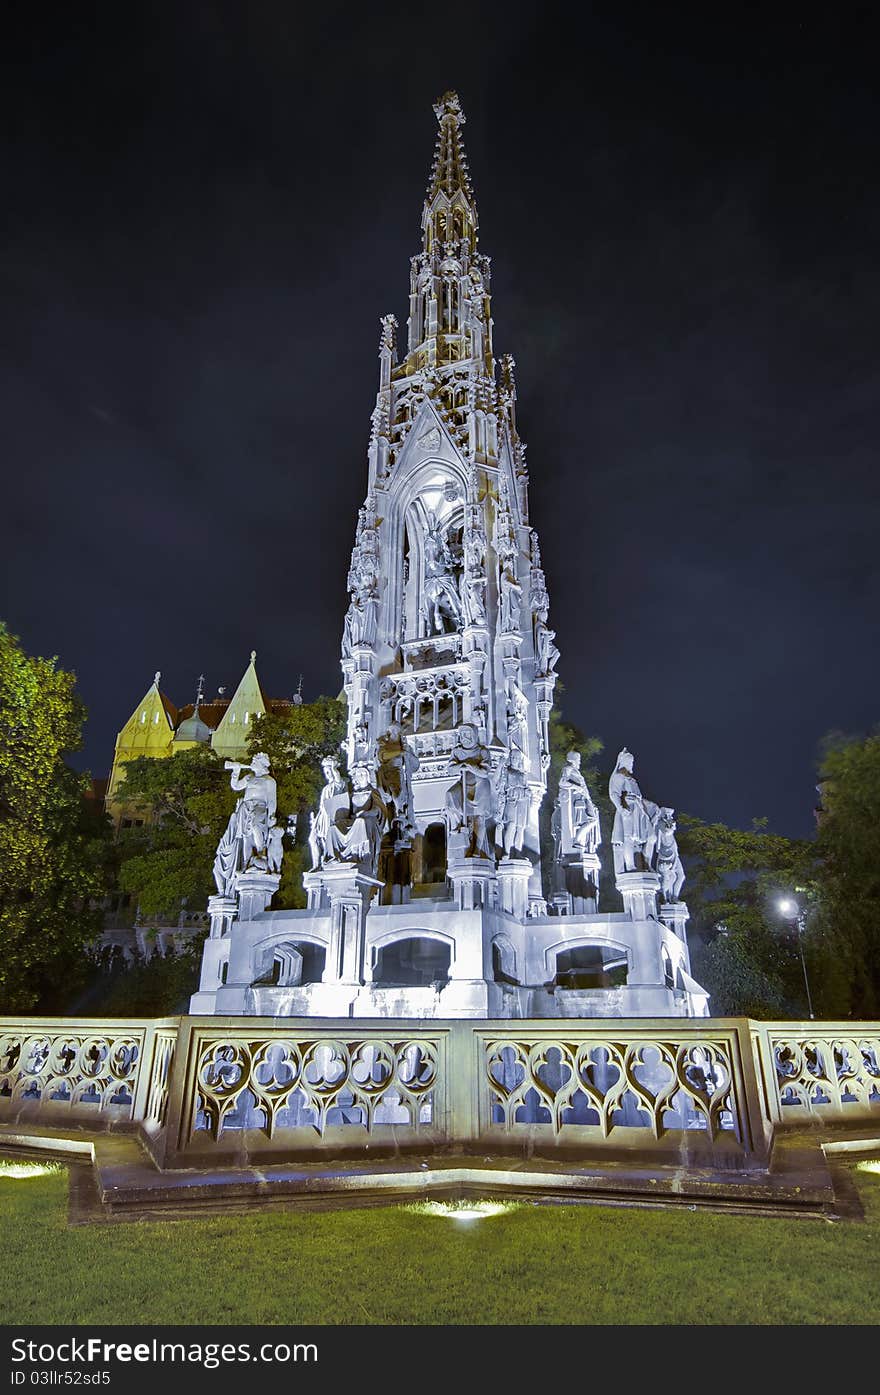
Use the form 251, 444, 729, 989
195, 1036, 439, 1140
486, 1037, 736, 1140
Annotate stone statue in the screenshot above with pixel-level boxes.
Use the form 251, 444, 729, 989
308, 755, 348, 870
506, 680, 529, 758
608, 748, 659, 876
377, 721, 420, 838
266, 822, 285, 875
499, 564, 523, 633
351, 720, 371, 766
459, 568, 487, 627
656, 808, 685, 902
558, 750, 601, 856
497, 747, 530, 857
341, 567, 379, 655
444, 722, 494, 858
421, 512, 462, 634
212, 753, 277, 897
325, 763, 390, 877
535, 621, 560, 677
463, 515, 488, 573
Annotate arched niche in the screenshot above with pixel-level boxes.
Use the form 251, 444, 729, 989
546, 940, 631, 991
421, 821, 447, 884
372, 932, 453, 988
252, 934, 327, 987
491, 934, 518, 985
383, 450, 470, 645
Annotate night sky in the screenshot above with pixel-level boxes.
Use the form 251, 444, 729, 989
3, 5, 878, 839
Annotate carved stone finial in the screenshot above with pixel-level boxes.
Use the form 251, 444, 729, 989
154, 671, 161, 686
250, 650, 257, 664
379, 314, 398, 353
433, 91, 465, 125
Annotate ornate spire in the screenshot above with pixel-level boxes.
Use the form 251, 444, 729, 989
427, 92, 474, 203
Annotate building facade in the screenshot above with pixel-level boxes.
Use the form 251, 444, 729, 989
105, 652, 299, 828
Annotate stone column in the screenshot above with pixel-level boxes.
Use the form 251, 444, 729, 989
320, 867, 383, 986
496, 857, 532, 919
659, 900, 689, 941
574, 851, 601, 914
302, 872, 328, 912
447, 853, 496, 910
616, 869, 660, 923
235, 871, 281, 923
207, 895, 237, 940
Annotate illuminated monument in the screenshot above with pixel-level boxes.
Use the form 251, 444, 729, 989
192, 93, 708, 1019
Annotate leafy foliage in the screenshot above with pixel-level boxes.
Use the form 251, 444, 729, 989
84, 940, 204, 1016
0, 623, 107, 1012
813, 728, 880, 1017
677, 815, 821, 1018
245, 697, 346, 908
114, 696, 347, 916
115, 745, 234, 916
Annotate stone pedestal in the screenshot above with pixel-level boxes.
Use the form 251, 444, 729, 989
563, 851, 601, 914
320, 866, 383, 986
659, 899, 689, 940
236, 871, 280, 922
616, 870, 660, 922
447, 855, 495, 910
207, 895, 237, 940
302, 871, 327, 912
496, 858, 532, 919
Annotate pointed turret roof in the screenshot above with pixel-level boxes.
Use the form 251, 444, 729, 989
210, 650, 269, 757
426, 91, 475, 204
126, 671, 177, 730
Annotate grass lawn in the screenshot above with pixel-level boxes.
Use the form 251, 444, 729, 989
1, 1160, 879, 1325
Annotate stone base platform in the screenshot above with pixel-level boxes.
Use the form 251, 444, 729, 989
1, 1121, 874, 1225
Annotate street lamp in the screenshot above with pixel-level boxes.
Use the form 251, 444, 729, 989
777, 897, 815, 1020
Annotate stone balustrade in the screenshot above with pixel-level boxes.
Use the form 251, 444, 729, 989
1, 1015, 877, 1173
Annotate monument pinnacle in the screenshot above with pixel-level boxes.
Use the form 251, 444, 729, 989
426, 90, 474, 204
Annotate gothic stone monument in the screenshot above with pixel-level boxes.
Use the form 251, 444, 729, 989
192, 93, 709, 1020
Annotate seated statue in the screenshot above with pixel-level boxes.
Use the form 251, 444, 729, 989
556, 750, 601, 857
308, 755, 349, 870
535, 621, 560, 677
325, 763, 390, 878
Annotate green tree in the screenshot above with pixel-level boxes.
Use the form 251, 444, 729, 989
677, 815, 821, 1018
0, 623, 107, 1012
84, 941, 203, 1017
813, 728, 880, 1018
114, 696, 346, 917
114, 745, 233, 917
